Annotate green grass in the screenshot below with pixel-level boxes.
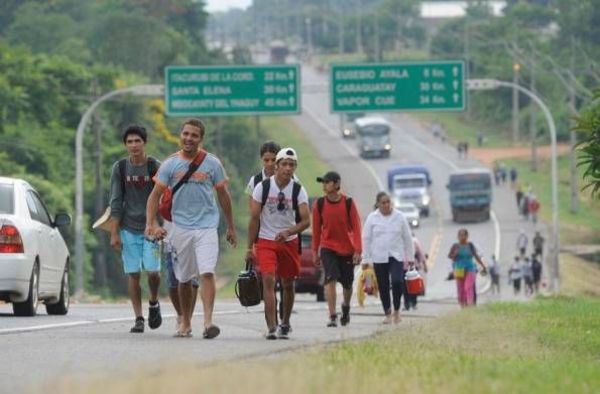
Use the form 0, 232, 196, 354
62, 297, 600, 394
216, 116, 327, 297
417, 112, 512, 148
504, 155, 600, 244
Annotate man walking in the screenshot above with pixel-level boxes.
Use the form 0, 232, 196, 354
312, 171, 362, 327
516, 229, 528, 257
109, 125, 162, 333
533, 231, 545, 258
247, 148, 310, 339
146, 118, 237, 339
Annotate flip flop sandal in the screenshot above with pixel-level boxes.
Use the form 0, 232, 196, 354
203, 325, 220, 339
173, 329, 193, 338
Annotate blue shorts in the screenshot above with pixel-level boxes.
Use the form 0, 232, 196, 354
165, 244, 199, 288
120, 229, 161, 274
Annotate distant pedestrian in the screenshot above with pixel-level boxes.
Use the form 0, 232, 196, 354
516, 229, 528, 257
509, 256, 522, 295
533, 231, 544, 257
516, 187, 524, 212
457, 143, 464, 159
312, 171, 362, 328
488, 254, 501, 295
493, 165, 501, 186
463, 141, 469, 158
477, 130, 484, 147
522, 257, 534, 296
510, 167, 518, 187
528, 195, 540, 223
521, 193, 530, 219
362, 192, 415, 324
109, 124, 162, 334
447, 229, 487, 308
500, 163, 508, 184
531, 254, 543, 293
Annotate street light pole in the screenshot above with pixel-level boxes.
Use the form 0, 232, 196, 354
468, 78, 560, 292
74, 84, 164, 296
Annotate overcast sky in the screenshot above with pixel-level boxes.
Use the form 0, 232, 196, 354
205, 0, 251, 13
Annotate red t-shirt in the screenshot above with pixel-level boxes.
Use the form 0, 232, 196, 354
312, 194, 362, 256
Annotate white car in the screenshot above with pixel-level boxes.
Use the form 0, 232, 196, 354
0, 177, 71, 316
395, 202, 420, 228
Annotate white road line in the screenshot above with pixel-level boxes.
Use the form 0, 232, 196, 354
303, 105, 385, 191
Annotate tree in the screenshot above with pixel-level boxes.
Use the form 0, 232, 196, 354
574, 91, 600, 197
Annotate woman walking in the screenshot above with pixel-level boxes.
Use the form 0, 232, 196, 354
448, 229, 487, 307
362, 192, 414, 324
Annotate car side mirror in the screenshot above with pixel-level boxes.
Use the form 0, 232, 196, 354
54, 213, 72, 227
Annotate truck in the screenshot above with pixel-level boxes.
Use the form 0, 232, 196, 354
447, 169, 493, 222
387, 164, 432, 216
355, 117, 392, 158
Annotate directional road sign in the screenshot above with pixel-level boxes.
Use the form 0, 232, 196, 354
165, 65, 300, 116
330, 60, 465, 113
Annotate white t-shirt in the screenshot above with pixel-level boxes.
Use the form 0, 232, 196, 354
252, 176, 308, 242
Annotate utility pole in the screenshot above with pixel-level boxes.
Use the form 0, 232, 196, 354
338, 10, 345, 54
464, 16, 471, 120
512, 62, 521, 144
569, 38, 579, 214
529, 62, 538, 171
374, 11, 381, 61
356, 0, 363, 55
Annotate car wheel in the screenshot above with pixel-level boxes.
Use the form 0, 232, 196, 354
316, 286, 325, 302
46, 263, 69, 315
13, 261, 39, 317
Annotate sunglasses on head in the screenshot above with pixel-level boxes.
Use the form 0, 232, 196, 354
277, 191, 286, 211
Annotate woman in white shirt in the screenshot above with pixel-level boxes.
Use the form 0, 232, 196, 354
362, 192, 415, 324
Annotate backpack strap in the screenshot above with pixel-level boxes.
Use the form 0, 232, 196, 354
317, 197, 325, 223
292, 182, 301, 224
260, 178, 271, 208
253, 172, 264, 188
118, 158, 127, 195
147, 156, 159, 180
346, 197, 353, 230
468, 242, 477, 257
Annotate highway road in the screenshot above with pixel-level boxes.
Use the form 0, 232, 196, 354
0, 63, 546, 394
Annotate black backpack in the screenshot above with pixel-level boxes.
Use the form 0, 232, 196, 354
260, 178, 303, 254
252, 172, 264, 188
118, 157, 159, 194
316, 196, 354, 230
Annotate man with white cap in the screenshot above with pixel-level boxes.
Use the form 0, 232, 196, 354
247, 147, 310, 340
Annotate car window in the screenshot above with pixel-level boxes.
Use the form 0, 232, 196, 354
26, 191, 39, 220
0, 184, 14, 214
30, 192, 52, 227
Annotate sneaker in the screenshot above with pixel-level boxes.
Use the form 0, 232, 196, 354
265, 327, 277, 340
393, 311, 401, 324
340, 304, 350, 326
203, 324, 220, 339
382, 315, 392, 325
148, 301, 162, 330
277, 324, 291, 339
130, 317, 145, 333
327, 314, 338, 328
175, 316, 182, 331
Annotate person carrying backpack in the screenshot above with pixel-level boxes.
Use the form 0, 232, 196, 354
447, 228, 487, 307
246, 147, 310, 340
312, 171, 362, 327
108, 125, 162, 334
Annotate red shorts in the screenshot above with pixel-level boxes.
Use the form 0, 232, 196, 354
255, 238, 300, 279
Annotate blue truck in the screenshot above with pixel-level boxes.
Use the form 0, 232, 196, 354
447, 169, 493, 222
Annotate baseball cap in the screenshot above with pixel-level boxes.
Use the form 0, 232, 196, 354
276, 147, 298, 163
316, 171, 341, 183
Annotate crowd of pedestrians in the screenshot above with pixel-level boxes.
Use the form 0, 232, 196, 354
107, 117, 506, 340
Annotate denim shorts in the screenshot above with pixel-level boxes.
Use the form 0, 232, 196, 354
120, 229, 161, 274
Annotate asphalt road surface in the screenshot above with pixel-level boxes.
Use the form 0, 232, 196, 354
0, 63, 547, 394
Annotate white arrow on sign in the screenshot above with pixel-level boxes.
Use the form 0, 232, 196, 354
452, 67, 459, 77
288, 70, 294, 80
289, 83, 295, 92
453, 80, 459, 90
289, 97, 295, 106
453, 93, 459, 103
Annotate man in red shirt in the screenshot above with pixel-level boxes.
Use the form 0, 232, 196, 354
312, 171, 362, 327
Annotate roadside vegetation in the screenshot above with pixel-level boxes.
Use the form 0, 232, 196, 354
55, 297, 600, 394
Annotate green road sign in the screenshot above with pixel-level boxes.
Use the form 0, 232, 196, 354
330, 61, 465, 113
165, 65, 300, 116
